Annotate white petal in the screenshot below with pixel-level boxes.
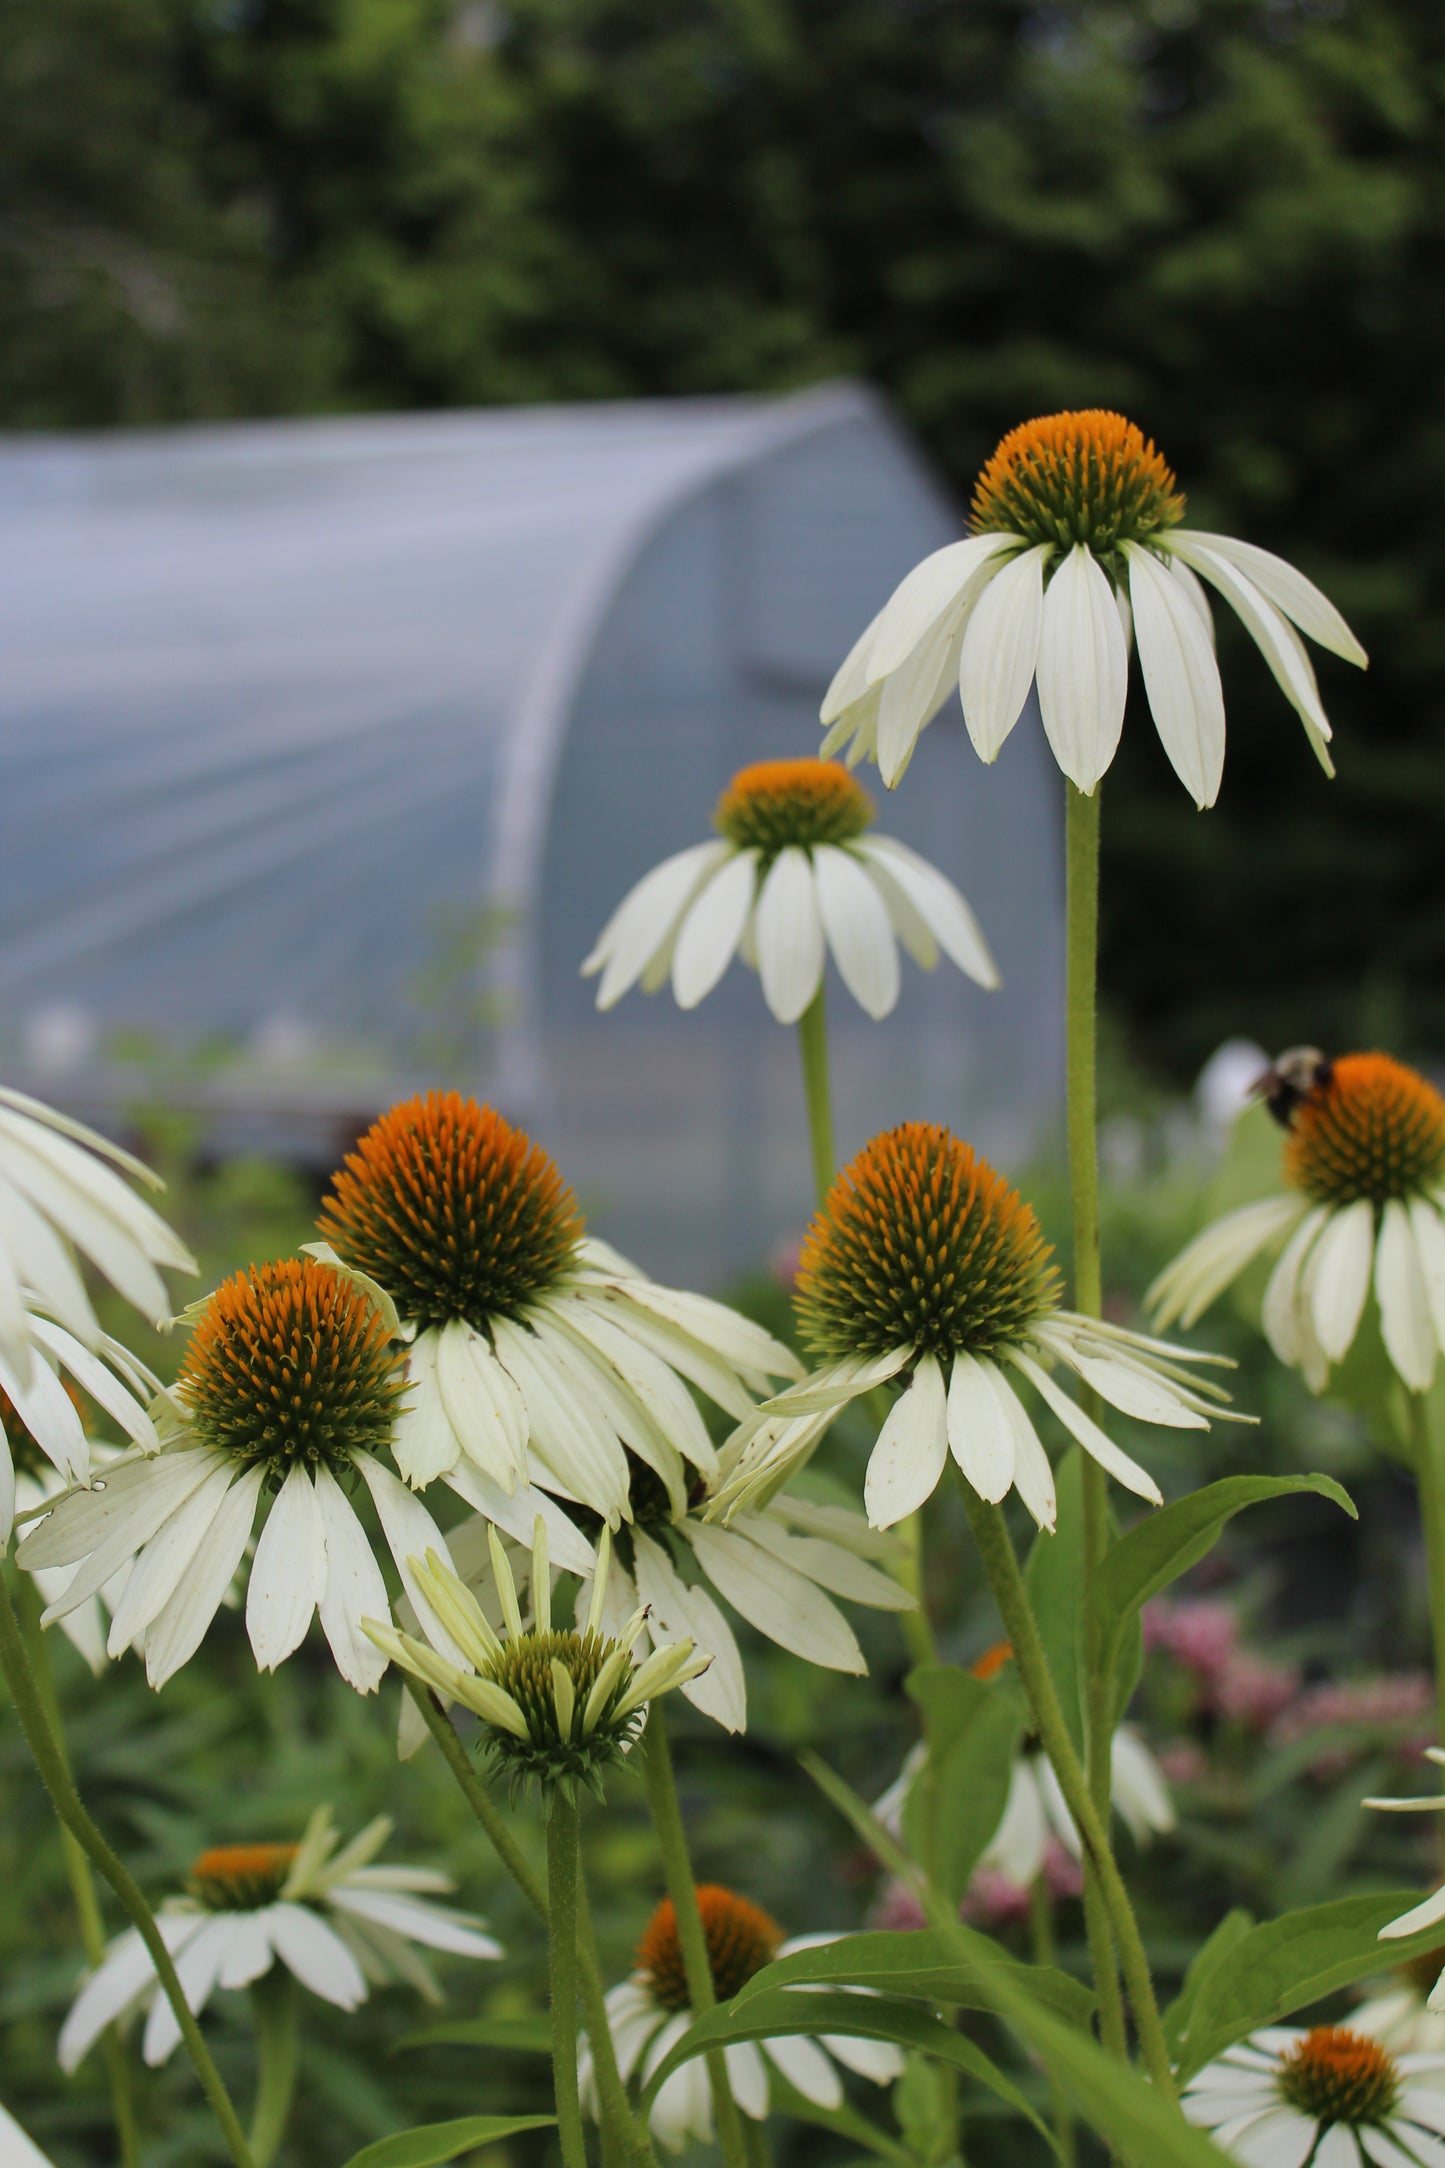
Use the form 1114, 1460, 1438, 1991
1172, 532, 1366, 665
586, 843, 730, 1007
58, 1917, 201, 2072
876, 608, 964, 787
0, 1128, 174, 1328
822, 2031, 906, 2083
490, 1317, 630, 1524
267, 1902, 368, 2008
1411, 1200, 1445, 1348
989, 1374, 1057, 1531
433, 1321, 530, 1492
313, 1463, 390, 1693
686, 1523, 865, 1673
143, 1467, 264, 1687
0, 1349, 88, 1487
1148, 1195, 1305, 1330
1035, 545, 1128, 793
958, 542, 1047, 761
633, 1531, 747, 1732
141, 1916, 234, 2066
863, 1355, 948, 1528
442, 1460, 595, 1576
1110, 1727, 1176, 1842
394, 1330, 464, 1488
105, 1459, 239, 1656
762, 2033, 843, 2108
548, 1295, 718, 1480
724, 2039, 771, 2118
754, 848, 825, 1024
946, 1354, 1016, 1502
982, 1761, 1049, 1884
1378, 1199, 1438, 1392
821, 604, 886, 725
868, 535, 1015, 680
1125, 541, 1227, 808
1310, 2123, 1360, 2168
1305, 1197, 1375, 1360
245, 1465, 326, 1671
353, 1455, 464, 1666
1262, 1206, 1331, 1374
1385, 1887, 1445, 1942
1045, 1338, 1207, 1429
327, 1887, 500, 1960
814, 847, 900, 1019
1010, 1353, 1162, 1504
216, 1911, 277, 1990
1165, 539, 1336, 775
852, 837, 998, 988
1170, 556, 1215, 641
25, 1319, 159, 1453
671, 850, 758, 1008
738, 1516, 912, 1611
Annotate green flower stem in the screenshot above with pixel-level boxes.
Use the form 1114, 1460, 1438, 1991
0, 1570, 256, 2168
1410, 1394, 1445, 1778
13, 1572, 142, 2168
958, 1483, 1176, 2102
1030, 1878, 1076, 2168
640, 1705, 750, 2168
1064, 779, 1132, 2064
402, 1682, 652, 2166
247, 1969, 299, 2168
547, 1792, 589, 2168
797, 984, 836, 1207
742, 2112, 772, 2166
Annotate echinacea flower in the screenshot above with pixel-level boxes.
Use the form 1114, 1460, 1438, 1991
18, 1259, 459, 1692
315, 1093, 800, 1520
709, 1122, 1239, 1531
0, 1086, 195, 1378
1182, 2024, 1445, 2167
580, 1886, 903, 2153
582, 757, 997, 1024
364, 1519, 710, 1803
1150, 1052, 1445, 1394
59, 1805, 501, 2073
821, 409, 1366, 807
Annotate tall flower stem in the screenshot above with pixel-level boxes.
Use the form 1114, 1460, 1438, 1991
797, 985, 836, 1208
1064, 780, 1131, 2063
247, 1970, 299, 2168
1411, 1394, 1445, 1776
1030, 1878, 1076, 2168
640, 1705, 749, 2168
12, 1572, 142, 2168
0, 1571, 256, 2168
402, 1681, 651, 2168
958, 1483, 1176, 2101
547, 1793, 588, 2168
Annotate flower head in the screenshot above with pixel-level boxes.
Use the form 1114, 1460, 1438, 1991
59, 1804, 501, 2073
582, 755, 997, 1024
315, 1093, 800, 1516
364, 1518, 711, 1804
712, 1123, 1239, 1532
821, 408, 1366, 807
581, 1887, 903, 2152
1182, 2024, 1445, 2165
1150, 1050, 1445, 1393
18, 1258, 457, 1693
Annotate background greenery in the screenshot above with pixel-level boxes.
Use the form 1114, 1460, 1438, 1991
4, 0, 1443, 1071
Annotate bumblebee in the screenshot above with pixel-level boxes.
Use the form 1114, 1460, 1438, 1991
1251, 1046, 1334, 1129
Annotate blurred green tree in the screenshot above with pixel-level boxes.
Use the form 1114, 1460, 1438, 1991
4, 0, 1444, 1073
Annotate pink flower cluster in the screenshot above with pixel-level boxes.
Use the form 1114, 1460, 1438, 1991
1145, 1598, 1299, 1731
869, 1840, 1085, 1937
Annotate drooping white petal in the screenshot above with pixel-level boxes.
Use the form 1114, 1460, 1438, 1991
1304, 1196, 1375, 1361
687, 1523, 865, 1673
21, 1450, 218, 1607
1172, 531, 1367, 665
490, 1317, 630, 1525
945, 1354, 1016, 1502
988, 1373, 1056, 1532
1170, 556, 1215, 641
0, 1347, 88, 1486
104, 1458, 240, 1656
1147, 1194, 1306, 1330
762, 2032, 844, 2107
862, 1355, 948, 1528
548, 1294, 718, 1480
852, 837, 998, 988
875, 608, 965, 787
981, 1760, 1049, 1884
1035, 545, 1129, 793
354, 1455, 465, 1667
1410, 1199, 1445, 1348
1164, 539, 1336, 775
443, 1459, 595, 1576
327, 1886, 501, 1960
1386, 1883, 1445, 1943
392, 1330, 460, 1488
1125, 541, 1227, 809
1260, 1205, 1330, 1370
634, 1531, 747, 1732
1377, 1198, 1438, 1392
0, 1129, 174, 1328
1010, 1353, 1162, 1504
216, 1911, 277, 1990
1036, 1328, 1208, 1429
958, 542, 1047, 761
267, 1902, 368, 2008
24, 1319, 159, 1454
527, 1307, 687, 1516
246, 1465, 326, 1671
58, 1917, 202, 2072
577, 1274, 800, 1391
867, 534, 1015, 681
1110, 1726, 1176, 1842
724, 2039, 771, 2118
141, 1915, 235, 2065
739, 1515, 913, 1611
585, 843, 730, 1008
143, 1466, 263, 1687
754, 847, 825, 1024
432, 1319, 531, 1492
814, 847, 900, 1019
820, 604, 886, 725
313, 1463, 391, 1693
671, 849, 759, 1009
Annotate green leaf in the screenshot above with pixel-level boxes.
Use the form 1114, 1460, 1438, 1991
336, 2113, 557, 2168
1024, 1448, 1088, 1752
1096, 1474, 1356, 1682
640, 1988, 1055, 2150
904, 1665, 1023, 1901
1163, 1909, 1255, 2059
733, 1929, 1095, 2030
391, 2015, 553, 2055
1174, 1892, 1445, 2080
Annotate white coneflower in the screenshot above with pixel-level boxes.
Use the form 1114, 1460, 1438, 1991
1182, 2025, 1445, 2167
364, 1519, 711, 1804
582, 756, 996, 1024
0, 1086, 195, 1377
314, 1093, 800, 1520
821, 409, 1366, 807
0, 1322, 160, 1545
710, 1122, 1240, 1532
18, 1259, 457, 1693
580, 1886, 903, 2153
59, 1806, 501, 2072
1150, 1052, 1445, 1394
